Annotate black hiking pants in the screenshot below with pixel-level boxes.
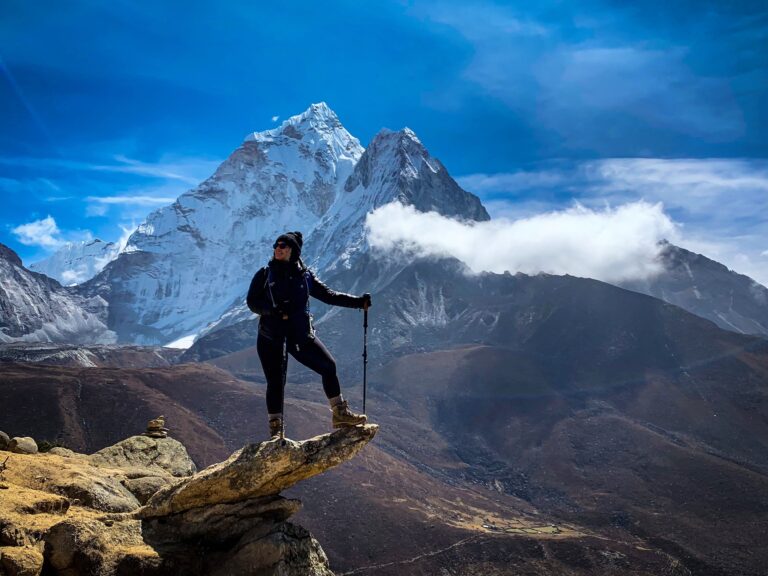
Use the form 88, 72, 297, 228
257, 333, 341, 415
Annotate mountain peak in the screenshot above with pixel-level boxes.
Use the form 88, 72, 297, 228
363, 126, 436, 181
375, 126, 423, 146
244, 102, 345, 143
302, 101, 338, 122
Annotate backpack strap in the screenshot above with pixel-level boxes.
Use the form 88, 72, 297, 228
265, 266, 277, 309
303, 269, 313, 313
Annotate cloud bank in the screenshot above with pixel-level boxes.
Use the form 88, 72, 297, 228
365, 201, 678, 283
456, 158, 768, 286
12, 215, 64, 248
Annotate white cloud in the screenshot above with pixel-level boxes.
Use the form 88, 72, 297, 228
583, 158, 768, 219
116, 223, 138, 253
61, 266, 89, 285
85, 195, 176, 206
11, 215, 63, 248
456, 158, 768, 286
84, 193, 177, 219
366, 201, 678, 283
0, 154, 221, 185
271, 115, 280, 122
106, 155, 219, 184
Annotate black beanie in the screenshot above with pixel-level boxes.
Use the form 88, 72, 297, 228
275, 231, 303, 258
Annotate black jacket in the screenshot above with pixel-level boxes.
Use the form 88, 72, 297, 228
246, 260, 364, 342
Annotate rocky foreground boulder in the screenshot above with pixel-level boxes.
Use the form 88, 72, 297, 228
0, 425, 377, 575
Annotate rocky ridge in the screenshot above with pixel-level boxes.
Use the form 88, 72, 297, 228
0, 243, 115, 345
620, 241, 768, 337
0, 342, 182, 368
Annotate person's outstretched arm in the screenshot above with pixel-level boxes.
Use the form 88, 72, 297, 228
308, 270, 369, 309
246, 267, 275, 316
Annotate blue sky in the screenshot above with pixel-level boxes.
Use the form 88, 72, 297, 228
1, 1, 767, 281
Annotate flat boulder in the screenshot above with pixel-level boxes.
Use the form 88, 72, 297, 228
139, 424, 378, 519
47, 470, 140, 513
89, 435, 196, 477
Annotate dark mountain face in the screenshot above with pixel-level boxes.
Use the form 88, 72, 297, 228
308, 257, 757, 380
620, 242, 768, 337
184, 239, 768, 367
186, 252, 766, 384
0, 242, 115, 344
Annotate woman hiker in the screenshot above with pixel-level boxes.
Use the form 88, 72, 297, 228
246, 231, 371, 439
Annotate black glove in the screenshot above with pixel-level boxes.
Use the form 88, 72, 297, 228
360, 293, 372, 310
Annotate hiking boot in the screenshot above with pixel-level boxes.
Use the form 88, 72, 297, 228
331, 400, 367, 428
269, 418, 283, 439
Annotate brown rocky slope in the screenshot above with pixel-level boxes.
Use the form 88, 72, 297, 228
1, 360, 689, 575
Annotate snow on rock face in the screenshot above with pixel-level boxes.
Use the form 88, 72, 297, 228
0, 243, 116, 344
76, 103, 489, 345
81, 102, 365, 345
29, 239, 120, 285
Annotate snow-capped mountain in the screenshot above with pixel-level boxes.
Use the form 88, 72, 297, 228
29, 238, 120, 285
0, 243, 116, 344
78, 103, 490, 346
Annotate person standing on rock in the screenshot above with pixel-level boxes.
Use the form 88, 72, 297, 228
246, 231, 371, 439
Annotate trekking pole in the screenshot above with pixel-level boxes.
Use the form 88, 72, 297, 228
280, 338, 288, 443
363, 306, 368, 414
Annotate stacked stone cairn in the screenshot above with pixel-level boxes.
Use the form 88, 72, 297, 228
144, 415, 170, 438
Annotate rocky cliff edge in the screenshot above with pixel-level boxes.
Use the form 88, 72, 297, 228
0, 424, 377, 576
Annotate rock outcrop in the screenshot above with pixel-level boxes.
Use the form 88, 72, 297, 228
140, 423, 378, 518
7, 438, 37, 455
89, 433, 196, 477
0, 424, 377, 575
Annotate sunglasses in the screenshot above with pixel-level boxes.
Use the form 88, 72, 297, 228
273, 241, 289, 249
